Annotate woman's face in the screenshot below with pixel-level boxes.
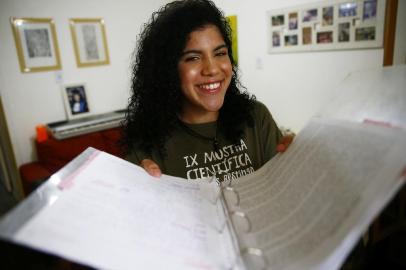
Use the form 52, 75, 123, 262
178, 24, 232, 123
73, 93, 81, 102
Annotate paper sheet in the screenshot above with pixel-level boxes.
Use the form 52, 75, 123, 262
12, 151, 232, 270
318, 65, 406, 128
228, 117, 406, 270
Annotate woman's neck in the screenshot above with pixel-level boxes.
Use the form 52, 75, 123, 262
179, 110, 219, 124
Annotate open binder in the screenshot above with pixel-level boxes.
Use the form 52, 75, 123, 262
217, 117, 406, 270
0, 119, 405, 270
0, 65, 405, 270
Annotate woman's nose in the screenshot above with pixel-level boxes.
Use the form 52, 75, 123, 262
201, 58, 219, 76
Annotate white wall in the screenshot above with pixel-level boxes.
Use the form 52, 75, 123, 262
0, 0, 404, 167
0, 0, 169, 166
213, 0, 388, 132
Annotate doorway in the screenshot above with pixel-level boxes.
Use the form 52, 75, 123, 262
0, 95, 22, 215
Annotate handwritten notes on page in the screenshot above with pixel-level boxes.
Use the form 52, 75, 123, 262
12, 151, 232, 270
227, 117, 406, 270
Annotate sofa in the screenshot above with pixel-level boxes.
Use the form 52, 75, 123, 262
19, 127, 124, 196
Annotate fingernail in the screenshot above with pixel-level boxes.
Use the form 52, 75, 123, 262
151, 170, 161, 178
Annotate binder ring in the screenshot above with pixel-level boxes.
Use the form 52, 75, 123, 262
212, 218, 227, 234
205, 176, 222, 205
224, 177, 233, 187
241, 247, 268, 270
230, 211, 251, 233
223, 186, 240, 207
210, 188, 222, 205
207, 174, 222, 187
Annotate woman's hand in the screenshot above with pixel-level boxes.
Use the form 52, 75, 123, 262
141, 159, 162, 178
276, 134, 295, 153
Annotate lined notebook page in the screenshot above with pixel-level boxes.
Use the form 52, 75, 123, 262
13, 151, 233, 270
227, 118, 406, 270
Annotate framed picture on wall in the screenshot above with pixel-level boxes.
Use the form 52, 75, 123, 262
10, 17, 62, 73
226, 15, 238, 65
267, 0, 386, 54
69, 18, 110, 67
61, 83, 91, 120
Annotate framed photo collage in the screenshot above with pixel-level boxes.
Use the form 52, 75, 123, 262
268, 0, 385, 53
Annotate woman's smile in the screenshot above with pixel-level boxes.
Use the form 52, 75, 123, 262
197, 81, 222, 93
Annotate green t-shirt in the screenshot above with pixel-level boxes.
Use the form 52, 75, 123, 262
127, 101, 282, 182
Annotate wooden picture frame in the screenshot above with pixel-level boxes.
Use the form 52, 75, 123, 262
61, 83, 91, 120
69, 18, 110, 67
10, 17, 62, 73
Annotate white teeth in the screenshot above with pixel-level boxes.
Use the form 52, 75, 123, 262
200, 82, 220, 90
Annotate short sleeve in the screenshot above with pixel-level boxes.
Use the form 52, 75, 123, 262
255, 101, 283, 163
125, 149, 150, 166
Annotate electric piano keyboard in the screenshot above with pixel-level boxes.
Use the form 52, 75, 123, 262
46, 110, 125, 140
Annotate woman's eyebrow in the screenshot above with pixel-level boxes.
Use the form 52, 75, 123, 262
213, 44, 227, 51
181, 49, 201, 56
181, 44, 228, 56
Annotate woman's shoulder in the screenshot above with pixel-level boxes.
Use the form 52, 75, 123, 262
250, 99, 272, 117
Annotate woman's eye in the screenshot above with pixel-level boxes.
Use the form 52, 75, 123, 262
216, 51, 228, 57
184, 55, 200, 62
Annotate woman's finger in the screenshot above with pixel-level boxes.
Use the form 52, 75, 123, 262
141, 159, 162, 178
276, 134, 295, 153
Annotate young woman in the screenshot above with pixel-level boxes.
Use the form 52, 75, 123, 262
122, 0, 292, 182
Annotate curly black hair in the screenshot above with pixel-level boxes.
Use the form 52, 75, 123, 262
122, 0, 255, 156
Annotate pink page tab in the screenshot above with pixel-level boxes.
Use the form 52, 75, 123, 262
58, 151, 100, 190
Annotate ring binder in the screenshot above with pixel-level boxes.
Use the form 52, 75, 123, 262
208, 187, 222, 205
212, 194, 229, 234
228, 247, 267, 270
211, 217, 228, 234
241, 247, 268, 270
202, 176, 223, 204
222, 177, 234, 187
2, 66, 405, 270
207, 174, 223, 187
230, 211, 251, 233
222, 186, 240, 207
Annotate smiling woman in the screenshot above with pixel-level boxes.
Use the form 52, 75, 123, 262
178, 25, 232, 123
122, 0, 286, 182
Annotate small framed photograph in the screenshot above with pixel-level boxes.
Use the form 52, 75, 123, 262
284, 35, 298, 46
322, 6, 334, 26
10, 17, 62, 73
338, 22, 351, 42
288, 12, 298, 30
363, 0, 377, 20
317, 31, 333, 43
271, 15, 285, 26
61, 84, 91, 119
355, 26, 376, 41
303, 9, 318, 22
69, 18, 110, 67
339, 2, 358, 17
272, 31, 281, 47
302, 27, 312, 45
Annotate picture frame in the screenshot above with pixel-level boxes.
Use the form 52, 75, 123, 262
10, 17, 62, 73
69, 18, 110, 67
268, 0, 385, 54
61, 83, 91, 120
227, 15, 238, 65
